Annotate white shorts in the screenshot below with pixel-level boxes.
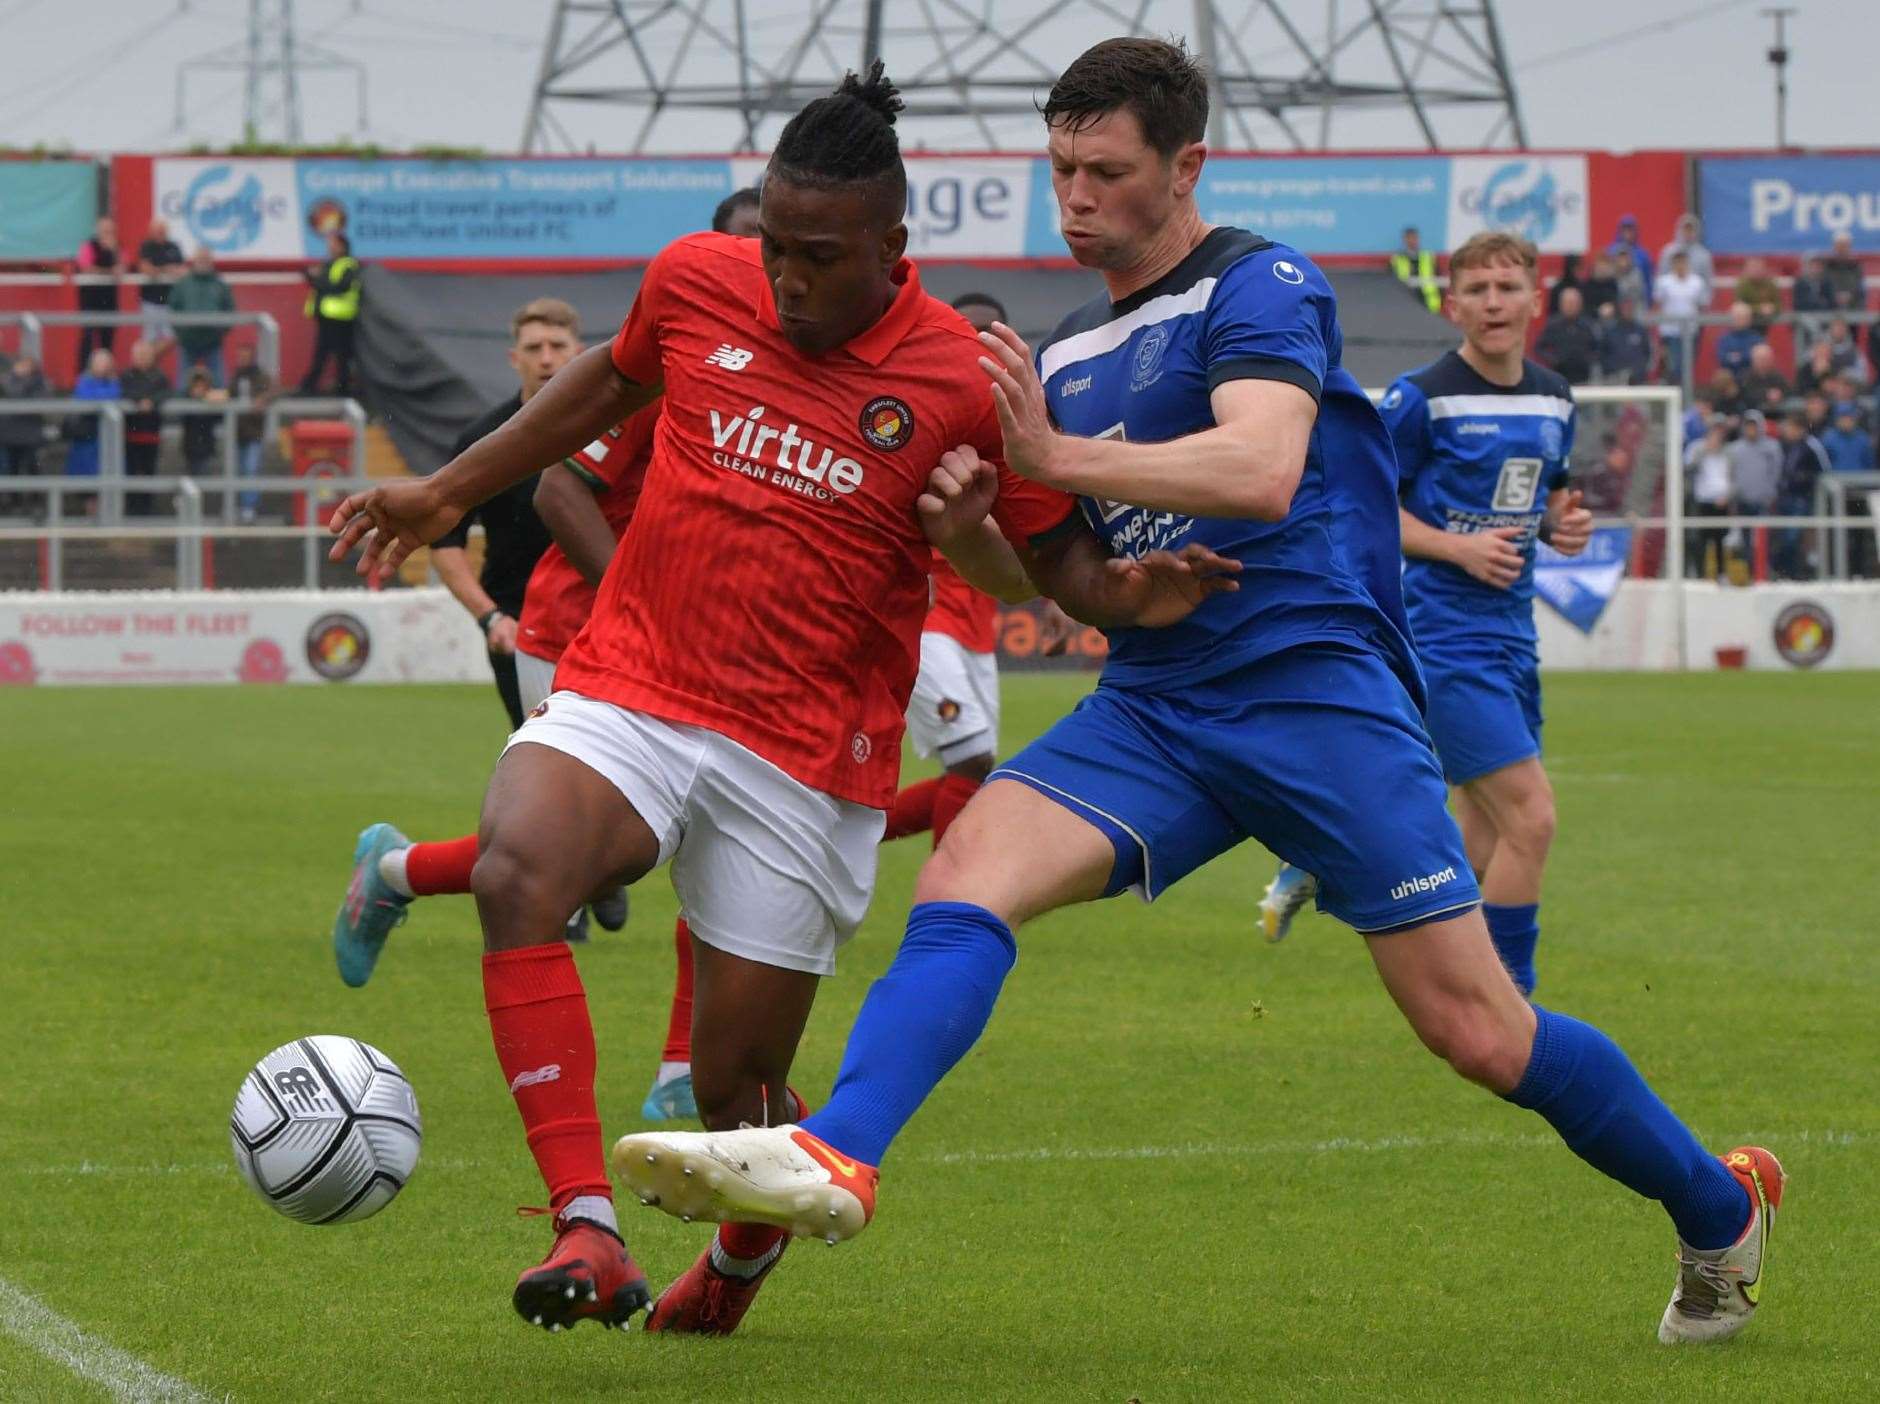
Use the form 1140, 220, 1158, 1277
502, 691, 884, 976
515, 648, 557, 716
905, 632, 1000, 765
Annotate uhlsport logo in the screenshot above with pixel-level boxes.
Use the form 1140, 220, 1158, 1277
305, 612, 371, 681
1272, 258, 1305, 285
1460, 159, 1584, 246
860, 395, 915, 451
1772, 600, 1834, 668
1389, 865, 1459, 903
167, 164, 289, 254
707, 402, 866, 501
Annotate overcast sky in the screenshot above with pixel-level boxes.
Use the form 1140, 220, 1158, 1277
0, 0, 1873, 156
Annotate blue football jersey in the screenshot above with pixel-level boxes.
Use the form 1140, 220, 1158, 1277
1037, 228, 1420, 700
1389, 351, 1576, 643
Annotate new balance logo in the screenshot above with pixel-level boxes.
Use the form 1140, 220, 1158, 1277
1389, 865, 1458, 902
706, 344, 755, 371
508, 1064, 562, 1092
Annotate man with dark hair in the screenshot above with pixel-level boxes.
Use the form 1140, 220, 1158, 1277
330, 61, 1220, 1337
712, 186, 761, 237
298, 232, 361, 394
616, 35, 1784, 1352
1774, 411, 1830, 580
1533, 285, 1596, 384
1393, 225, 1443, 314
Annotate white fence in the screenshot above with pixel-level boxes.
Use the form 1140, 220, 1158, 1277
0, 587, 487, 687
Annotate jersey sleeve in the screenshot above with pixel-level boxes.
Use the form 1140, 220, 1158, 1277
610, 240, 689, 385
1377, 377, 1432, 496
1200, 248, 1334, 403
966, 400, 1077, 543
563, 406, 658, 492
1550, 392, 1578, 490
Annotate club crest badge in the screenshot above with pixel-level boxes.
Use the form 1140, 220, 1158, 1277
860, 396, 915, 451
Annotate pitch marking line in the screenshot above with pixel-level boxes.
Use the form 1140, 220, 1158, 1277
0, 1274, 215, 1403
15, 1127, 1864, 1180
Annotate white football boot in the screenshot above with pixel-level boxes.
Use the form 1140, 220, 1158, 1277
1658, 1146, 1786, 1344
612, 1124, 878, 1245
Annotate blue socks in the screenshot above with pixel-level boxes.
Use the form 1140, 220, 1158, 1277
1507, 1007, 1750, 1250
1484, 901, 1540, 995
801, 902, 1016, 1167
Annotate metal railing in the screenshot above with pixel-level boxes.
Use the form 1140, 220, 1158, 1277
0, 311, 282, 379
1632, 309, 1878, 404
0, 475, 377, 591
0, 395, 365, 527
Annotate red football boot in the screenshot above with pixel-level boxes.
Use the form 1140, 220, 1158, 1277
512, 1212, 651, 1332
644, 1235, 788, 1336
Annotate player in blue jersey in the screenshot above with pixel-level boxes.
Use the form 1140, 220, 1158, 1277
1261, 231, 1595, 1000
613, 38, 1784, 1345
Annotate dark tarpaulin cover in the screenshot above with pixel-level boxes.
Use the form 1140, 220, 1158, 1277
356, 260, 1453, 474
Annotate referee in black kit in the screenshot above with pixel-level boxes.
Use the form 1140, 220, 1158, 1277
428, 295, 583, 728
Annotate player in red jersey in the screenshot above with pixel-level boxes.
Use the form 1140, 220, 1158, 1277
331, 197, 767, 1124
329, 65, 1235, 1336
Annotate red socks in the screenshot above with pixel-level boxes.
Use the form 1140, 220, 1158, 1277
884, 774, 981, 846
406, 834, 480, 895
931, 773, 980, 845
662, 920, 695, 1063
883, 777, 941, 841
712, 1083, 808, 1265
482, 943, 609, 1210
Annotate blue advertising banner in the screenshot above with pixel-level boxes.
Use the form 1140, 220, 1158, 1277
143, 152, 1591, 262
1699, 156, 1880, 253
1534, 527, 1632, 634
296, 159, 738, 258
1184, 157, 1451, 255
0, 161, 98, 260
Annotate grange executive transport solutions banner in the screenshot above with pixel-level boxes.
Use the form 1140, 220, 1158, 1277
143, 152, 1591, 263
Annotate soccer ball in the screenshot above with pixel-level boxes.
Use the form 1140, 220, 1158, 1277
230, 1035, 422, 1225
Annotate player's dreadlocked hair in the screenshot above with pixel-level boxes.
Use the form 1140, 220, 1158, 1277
768, 59, 907, 218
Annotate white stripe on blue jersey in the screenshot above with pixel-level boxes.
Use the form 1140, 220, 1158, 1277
1037, 278, 1219, 383
1424, 393, 1573, 423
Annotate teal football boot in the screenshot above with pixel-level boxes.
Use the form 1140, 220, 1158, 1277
334, 822, 412, 987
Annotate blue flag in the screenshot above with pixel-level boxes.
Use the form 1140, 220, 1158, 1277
1533, 527, 1632, 634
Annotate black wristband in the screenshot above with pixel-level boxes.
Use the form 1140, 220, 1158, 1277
476, 608, 503, 635
1537, 515, 1555, 545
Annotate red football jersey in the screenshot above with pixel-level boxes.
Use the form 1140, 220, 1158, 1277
925, 549, 1000, 655
554, 232, 1073, 807
517, 406, 658, 665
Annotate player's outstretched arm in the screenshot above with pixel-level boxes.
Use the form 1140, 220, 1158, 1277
1024, 525, 1240, 630
329, 346, 659, 583
917, 445, 1036, 603
534, 464, 618, 588
977, 323, 1313, 520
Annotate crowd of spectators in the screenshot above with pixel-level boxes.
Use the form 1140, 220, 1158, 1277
0, 216, 295, 519
1391, 213, 1880, 581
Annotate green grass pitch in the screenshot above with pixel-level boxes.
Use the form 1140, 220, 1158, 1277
2, 671, 1876, 1401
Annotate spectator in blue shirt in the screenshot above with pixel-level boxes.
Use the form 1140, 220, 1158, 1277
1608, 214, 1655, 305
1823, 402, 1875, 473
1716, 303, 1764, 380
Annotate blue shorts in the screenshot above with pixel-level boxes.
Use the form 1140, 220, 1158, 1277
1418, 633, 1543, 786
991, 643, 1480, 933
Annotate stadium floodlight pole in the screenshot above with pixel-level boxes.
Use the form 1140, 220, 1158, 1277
1190, 0, 1231, 150
1762, 7, 1796, 149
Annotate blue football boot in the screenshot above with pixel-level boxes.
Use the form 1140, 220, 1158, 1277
333, 822, 412, 987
